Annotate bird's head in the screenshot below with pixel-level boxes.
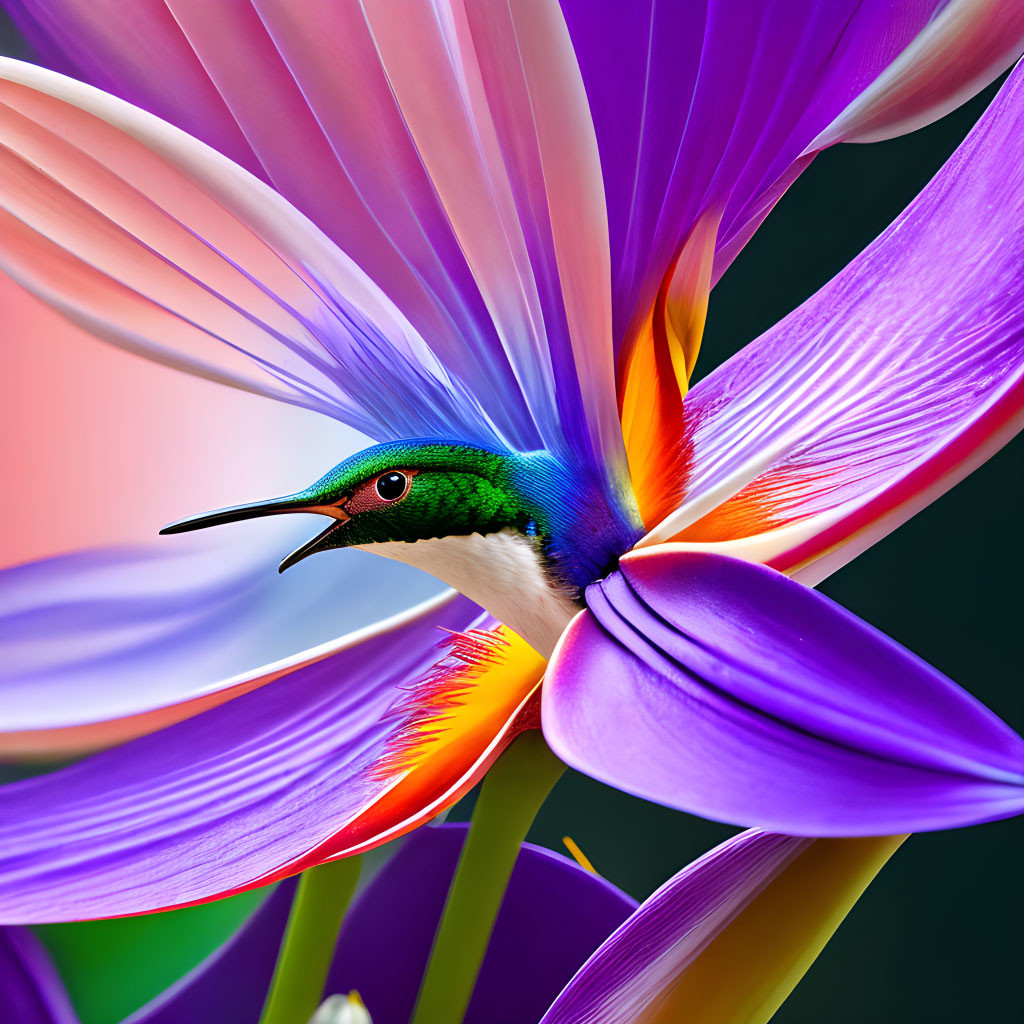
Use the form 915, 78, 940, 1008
161, 440, 641, 654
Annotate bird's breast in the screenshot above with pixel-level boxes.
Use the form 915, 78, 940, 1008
357, 529, 580, 657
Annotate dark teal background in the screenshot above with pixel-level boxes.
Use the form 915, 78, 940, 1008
2, 12, 1021, 1022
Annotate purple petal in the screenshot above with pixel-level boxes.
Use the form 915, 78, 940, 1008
1, 530, 444, 756
543, 550, 1024, 835
0, 927, 78, 1024
563, 0, 943, 350
541, 829, 902, 1024
643, 60, 1024, 579
0, 593, 489, 922
127, 823, 635, 1024
329, 823, 636, 1024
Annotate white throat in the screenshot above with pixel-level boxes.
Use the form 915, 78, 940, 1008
359, 529, 579, 657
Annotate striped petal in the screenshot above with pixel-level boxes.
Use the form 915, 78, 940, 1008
4, 0, 525, 409
543, 550, 1024, 836
3, 0, 259, 171
0, 57, 508, 448
356, 0, 626, 485
640, 61, 1024, 581
0, 928, 77, 1024
541, 830, 904, 1024
1, 3, 631, 501
0, 596, 551, 922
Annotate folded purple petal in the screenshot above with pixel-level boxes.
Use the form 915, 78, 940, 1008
0, 927, 78, 1024
128, 823, 636, 1024
0, 594, 483, 922
544, 550, 1024, 835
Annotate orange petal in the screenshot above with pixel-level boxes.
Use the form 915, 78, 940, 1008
619, 208, 721, 530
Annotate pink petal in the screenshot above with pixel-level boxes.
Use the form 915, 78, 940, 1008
814, 0, 1024, 146
7, 0, 514, 407
0, 57, 504, 446
359, 0, 624, 477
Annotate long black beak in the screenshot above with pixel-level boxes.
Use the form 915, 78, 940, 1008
159, 495, 315, 535
160, 494, 350, 573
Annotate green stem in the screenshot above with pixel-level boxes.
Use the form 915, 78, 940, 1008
411, 731, 565, 1024
259, 856, 362, 1024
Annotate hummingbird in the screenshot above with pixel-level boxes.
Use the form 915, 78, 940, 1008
161, 440, 644, 657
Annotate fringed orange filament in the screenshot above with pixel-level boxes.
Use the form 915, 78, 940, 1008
373, 625, 544, 779
319, 625, 546, 858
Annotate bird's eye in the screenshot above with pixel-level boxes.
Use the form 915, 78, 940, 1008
376, 472, 408, 501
